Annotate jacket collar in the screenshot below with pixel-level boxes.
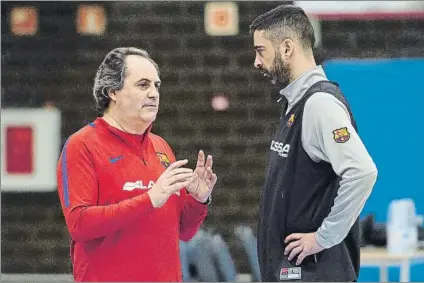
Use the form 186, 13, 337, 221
95, 117, 152, 149
278, 65, 327, 112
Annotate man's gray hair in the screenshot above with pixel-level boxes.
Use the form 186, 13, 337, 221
93, 47, 160, 116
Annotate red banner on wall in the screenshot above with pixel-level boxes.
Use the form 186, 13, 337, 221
6, 126, 34, 174
1, 108, 61, 192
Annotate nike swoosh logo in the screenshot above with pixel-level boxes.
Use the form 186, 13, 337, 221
109, 155, 124, 163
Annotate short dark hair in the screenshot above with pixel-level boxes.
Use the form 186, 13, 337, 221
92, 47, 160, 116
249, 4, 315, 50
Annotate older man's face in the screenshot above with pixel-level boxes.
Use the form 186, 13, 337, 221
113, 55, 161, 125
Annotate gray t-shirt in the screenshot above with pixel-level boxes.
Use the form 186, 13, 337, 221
279, 65, 378, 249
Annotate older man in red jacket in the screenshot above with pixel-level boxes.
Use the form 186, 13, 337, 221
57, 47, 217, 282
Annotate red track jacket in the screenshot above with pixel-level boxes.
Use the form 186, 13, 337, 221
57, 118, 208, 282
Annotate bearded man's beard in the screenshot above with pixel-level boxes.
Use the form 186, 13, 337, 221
261, 51, 292, 89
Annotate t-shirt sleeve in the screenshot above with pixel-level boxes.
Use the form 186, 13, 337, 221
302, 92, 378, 248
158, 139, 208, 242
57, 136, 155, 242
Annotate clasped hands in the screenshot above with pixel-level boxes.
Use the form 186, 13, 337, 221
148, 150, 217, 208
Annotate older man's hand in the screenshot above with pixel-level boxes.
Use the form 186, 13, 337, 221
185, 150, 217, 203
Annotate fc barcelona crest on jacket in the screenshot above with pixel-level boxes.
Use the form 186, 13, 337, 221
287, 114, 295, 127
157, 152, 171, 168
332, 127, 350, 143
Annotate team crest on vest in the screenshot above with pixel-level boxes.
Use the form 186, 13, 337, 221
287, 114, 295, 127
332, 127, 350, 143
157, 152, 171, 168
